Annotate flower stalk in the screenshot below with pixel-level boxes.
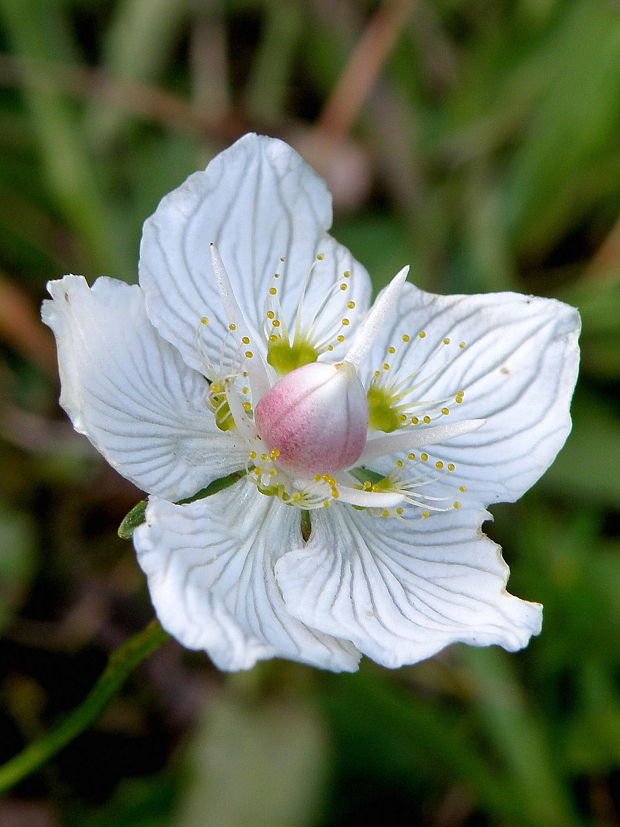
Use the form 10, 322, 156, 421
0, 619, 169, 796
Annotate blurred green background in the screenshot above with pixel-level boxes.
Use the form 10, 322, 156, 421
0, 0, 619, 824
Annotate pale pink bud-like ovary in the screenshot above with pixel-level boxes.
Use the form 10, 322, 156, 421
254, 361, 369, 476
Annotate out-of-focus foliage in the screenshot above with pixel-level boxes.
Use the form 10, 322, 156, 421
0, 0, 618, 824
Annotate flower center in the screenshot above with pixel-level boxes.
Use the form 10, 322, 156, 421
254, 360, 369, 476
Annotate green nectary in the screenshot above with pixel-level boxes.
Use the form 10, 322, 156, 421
367, 384, 402, 433
267, 337, 319, 375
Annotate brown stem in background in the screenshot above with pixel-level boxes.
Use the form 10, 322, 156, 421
0, 53, 231, 139
315, 0, 414, 142
0, 272, 56, 374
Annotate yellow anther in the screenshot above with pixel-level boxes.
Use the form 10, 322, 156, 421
242, 386, 250, 394
339, 283, 348, 291
458, 485, 467, 492
448, 464, 455, 472
387, 346, 395, 354
459, 342, 466, 349
317, 253, 325, 260
269, 287, 277, 295
453, 501, 461, 509
421, 453, 429, 462
323, 501, 331, 508
407, 453, 415, 460
402, 334, 410, 342
327, 344, 334, 351
443, 337, 451, 345
441, 407, 450, 415
200, 316, 208, 325
343, 270, 351, 278
411, 416, 419, 425
260, 453, 268, 461
249, 451, 257, 459
241, 336, 250, 344
331, 488, 340, 499
269, 334, 279, 342
245, 351, 254, 358
423, 416, 431, 424
243, 402, 252, 411
268, 469, 276, 476
381, 509, 390, 518
272, 319, 280, 327
337, 335, 345, 342
266, 310, 275, 319
399, 414, 407, 422
435, 461, 444, 470
422, 510, 430, 518
383, 363, 390, 371
293, 492, 302, 501
342, 318, 350, 326
395, 460, 404, 468
418, 331, 426, 339
229, 323, 237, 331
211, 383, 222, 393
363, 481, 372, 490
396, 507, 404, 515
347, 300, 356, 309
271, 449, 280, 458
314, 474, 322, 481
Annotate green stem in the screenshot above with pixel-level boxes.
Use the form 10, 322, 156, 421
0, 619, 169, 796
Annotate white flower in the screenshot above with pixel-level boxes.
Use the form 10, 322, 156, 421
42, 134, 580, 672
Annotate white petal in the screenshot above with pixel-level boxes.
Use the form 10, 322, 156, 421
134, 479, 360, 672
361, 284, 580, 504
42, 275, 248, 500
139, 134, 372, 374
276, 504, 542, 669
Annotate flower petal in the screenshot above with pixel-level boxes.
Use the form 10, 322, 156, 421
139, 133, 372, 374
134, 479, 360, 672
276, 504, 542, 669
42, 275, 248, 500
361, 285, 580, 504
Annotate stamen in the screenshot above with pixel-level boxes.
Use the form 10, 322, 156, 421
209, 243, 270, 400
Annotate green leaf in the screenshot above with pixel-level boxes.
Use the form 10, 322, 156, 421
117, 500, 147, 540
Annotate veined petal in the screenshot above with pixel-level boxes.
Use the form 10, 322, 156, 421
133, 479, 360, 672
139, 134, 371, 375
42, 275, 248, 500
276, 504, 542, 669
362, 284, 580, 505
